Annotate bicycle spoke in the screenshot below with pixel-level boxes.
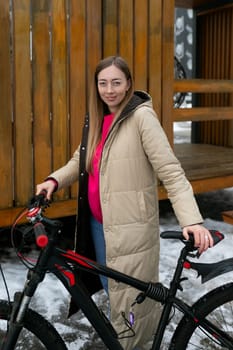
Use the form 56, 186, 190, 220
185, 301, 233, 349
171, 283, 233, 350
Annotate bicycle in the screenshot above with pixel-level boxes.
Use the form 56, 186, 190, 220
0, 192, 233, 349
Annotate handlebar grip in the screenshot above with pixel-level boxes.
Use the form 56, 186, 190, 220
37, 189, 48, 200
28, 190, 49, 211
189, 230, 224, 247
34, 222, 49, 248
160, 229, 224, 247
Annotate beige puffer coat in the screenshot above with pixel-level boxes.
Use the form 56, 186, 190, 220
49, 91, 203, 349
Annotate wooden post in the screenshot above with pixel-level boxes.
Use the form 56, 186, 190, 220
161, 0, 175, 145
0, 1, 13, 209
13, 0, 33, 206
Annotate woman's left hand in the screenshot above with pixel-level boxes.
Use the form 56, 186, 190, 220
182, 224, 214, 255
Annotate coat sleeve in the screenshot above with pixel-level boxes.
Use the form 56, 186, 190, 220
48, 146, 80, 190
136, 107, 203, 227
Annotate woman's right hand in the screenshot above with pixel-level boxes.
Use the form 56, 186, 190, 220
36, 180, 57, 200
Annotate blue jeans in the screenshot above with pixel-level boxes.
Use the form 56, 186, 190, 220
90, 215, 108, 293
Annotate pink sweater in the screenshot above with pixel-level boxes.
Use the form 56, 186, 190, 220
88, 114, 114, 223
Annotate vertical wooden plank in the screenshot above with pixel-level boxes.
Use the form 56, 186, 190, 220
148, 0, 162, 119
217, 9, 225, 146
198, 11, 207, 144
214, 12, 220, 113
134, 0, 148, 91
118, 0, 134, 71
224, 8, 232, 146
31, 0, 52, 186
13, 0, 33, 206
103, 0, 118, 57
69, 0, 87, 198
228, 6, 233, 146
0, 1, 13, 208
161, 0, 174, 145
51, 0, 69, 200
201, 14, 211, 144
197, 6, 233, 147
221, 8, 231, 147
86, 0, 102, 95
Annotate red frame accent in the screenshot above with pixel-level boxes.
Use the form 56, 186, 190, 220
26, 207, 41, 217
55, 264, 75, 286
183, 261, 191, 269
61, 250, 95, 270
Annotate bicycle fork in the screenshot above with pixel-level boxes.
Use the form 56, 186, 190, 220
1, 268, 46, 349
1, 292, 30, 349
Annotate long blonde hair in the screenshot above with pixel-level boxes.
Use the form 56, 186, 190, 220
86, 56, 134, 173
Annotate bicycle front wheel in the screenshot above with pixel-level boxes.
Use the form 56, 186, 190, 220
0, 299, 67, 349
170, 282, 233, 349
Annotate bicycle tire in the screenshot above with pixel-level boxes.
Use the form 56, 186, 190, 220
170, 282, 233, 349
0, 299, 67, 349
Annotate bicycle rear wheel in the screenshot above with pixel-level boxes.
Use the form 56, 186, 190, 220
0, 299, 67, 349
170, 282, 233, 349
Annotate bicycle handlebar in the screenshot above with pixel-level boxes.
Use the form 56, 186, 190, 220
23, 193, 225, 251
160, 230, 224, 249
22, 191, 55, 248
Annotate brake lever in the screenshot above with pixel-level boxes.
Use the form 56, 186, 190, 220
28, 190, 50, 210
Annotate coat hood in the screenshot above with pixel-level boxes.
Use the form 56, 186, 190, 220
118, 90, 152, 121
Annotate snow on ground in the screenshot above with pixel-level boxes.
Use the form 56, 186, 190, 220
174, 121, 192, 143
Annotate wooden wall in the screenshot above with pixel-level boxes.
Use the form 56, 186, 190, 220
196, 4, 233, 146
1, 0, 233, 227
0, 0, 173, 224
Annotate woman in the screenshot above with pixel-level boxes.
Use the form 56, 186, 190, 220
36, 56, 213, 350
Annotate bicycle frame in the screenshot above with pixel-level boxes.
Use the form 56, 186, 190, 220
2, 191, 232, 350
3, 221, 233, 350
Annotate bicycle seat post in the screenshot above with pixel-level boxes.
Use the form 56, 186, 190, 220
171, 243, 193, 294
152, 244, 189, 349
